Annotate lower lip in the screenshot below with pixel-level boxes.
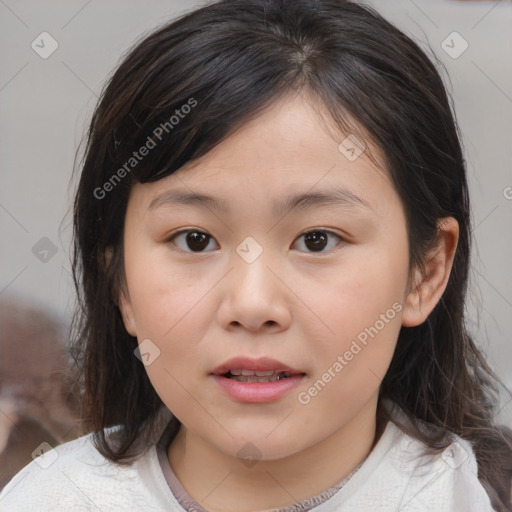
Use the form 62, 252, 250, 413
211, 374, 305, 403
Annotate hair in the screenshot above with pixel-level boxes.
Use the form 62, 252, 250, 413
70, 0, 512, 510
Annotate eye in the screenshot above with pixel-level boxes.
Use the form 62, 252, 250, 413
292, 229, 344, 253
167, 228, 344, 254
167, 229, 219, 253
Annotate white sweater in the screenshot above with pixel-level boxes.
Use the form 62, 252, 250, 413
0, 413, 497, 512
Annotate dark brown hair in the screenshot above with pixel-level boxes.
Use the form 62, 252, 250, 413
70, 1, 512, 510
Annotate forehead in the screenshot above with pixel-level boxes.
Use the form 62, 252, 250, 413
131, 93, 395, 215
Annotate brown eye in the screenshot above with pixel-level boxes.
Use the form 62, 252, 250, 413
169, 230, 218, 253
293, 229, 343, 253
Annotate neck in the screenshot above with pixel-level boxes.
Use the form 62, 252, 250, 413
167, 398, 380, 512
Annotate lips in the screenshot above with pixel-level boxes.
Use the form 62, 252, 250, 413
211, 356, 305, 380
225, 370, 292, 383
210, 356, 306, 403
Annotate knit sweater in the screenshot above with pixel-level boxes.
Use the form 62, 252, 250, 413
0, 409, 496, 512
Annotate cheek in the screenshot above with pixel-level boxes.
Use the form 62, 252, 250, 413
123, 247, 217, 402
304, 243, 408, 397
299, 293, 402, 432
316, 248, 407, 340
124, 244, 212, 339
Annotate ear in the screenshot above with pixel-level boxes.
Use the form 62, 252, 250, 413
402, 217, 459, 327
118, 289, 138, 337
105, 247, 138, 337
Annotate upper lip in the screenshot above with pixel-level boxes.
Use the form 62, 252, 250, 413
211, 356, 305, 376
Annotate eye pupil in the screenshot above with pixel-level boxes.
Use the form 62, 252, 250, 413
174, 229, 339, 254
304, 231, 327, 252
186, 231, 209, 251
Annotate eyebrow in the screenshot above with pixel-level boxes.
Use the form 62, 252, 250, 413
148, 186, 371, 216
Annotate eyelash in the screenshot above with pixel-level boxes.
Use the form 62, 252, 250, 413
166, 228, 345, 255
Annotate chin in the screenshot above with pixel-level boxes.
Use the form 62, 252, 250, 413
215, 427, 308, 463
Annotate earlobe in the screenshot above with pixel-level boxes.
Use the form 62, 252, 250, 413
105, 247, 138, 337
401, 217, 459, 328
118, 289, 138, 337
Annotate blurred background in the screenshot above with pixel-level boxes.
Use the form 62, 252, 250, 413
0, 0, 511, 489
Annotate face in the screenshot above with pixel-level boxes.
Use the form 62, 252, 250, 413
118, 92, 412, 461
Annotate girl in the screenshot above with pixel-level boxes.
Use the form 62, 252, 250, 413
1, 0, 511, 510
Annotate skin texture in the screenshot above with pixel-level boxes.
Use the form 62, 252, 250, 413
118, 91, 459, 512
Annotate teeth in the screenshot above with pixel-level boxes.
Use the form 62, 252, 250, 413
230, 374, 284, 383
255, 370, 276, 376
237, 369, 280, 376
222, 369, 299, 382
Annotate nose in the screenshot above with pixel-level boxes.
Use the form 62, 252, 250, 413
216, 248, 292, 333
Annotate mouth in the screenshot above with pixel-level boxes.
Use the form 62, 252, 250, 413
210, 357, 306, 403
211, 356, 306, 381
220, 369, 303, 383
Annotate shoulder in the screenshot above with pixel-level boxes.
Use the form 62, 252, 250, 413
389, 424, 494, 510
353, 419, 496, 511
0, 431, 168, 512
328, 406, 498, 512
